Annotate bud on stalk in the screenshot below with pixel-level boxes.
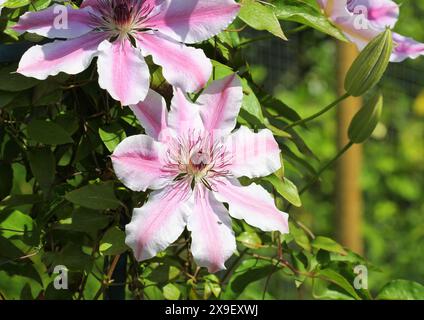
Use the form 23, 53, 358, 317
348, 92, 383, 144
345, 29, 393, 97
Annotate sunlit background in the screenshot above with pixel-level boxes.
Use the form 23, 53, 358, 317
238, 1, 424, 298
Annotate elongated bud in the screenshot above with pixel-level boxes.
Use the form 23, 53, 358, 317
348, 92, 383, 144
345, 29, 393, 97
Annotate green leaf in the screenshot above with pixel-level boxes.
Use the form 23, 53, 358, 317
43, 244, 93, 272
312, 236, 347, 255
348, 92, 383, 143
163, 283, 181, 300
318, 269, 361, 300
99, 123, 127, 153
0, 194, 42, 208
99, 227, 128, 256
274, 0, 347, 41
239, 0, 287, 40
345, 29, 393, 97
0, 64, 38, 92
262, 174, 302, 207
223, 259, 277, 299
65, 181, 121, 210
0, 91, 19, 108
289, 222, 311, 251
240, 78, 265, 123
148, 264, 181, 284
0, 210, 34, 239
0, 162, 13, 201
27, 120, 73, 145
62, 208, 111, 235
204, 274, 221, 299
237, 231, 262, 249
27, 148, 56, 195
377, 280, 424, 300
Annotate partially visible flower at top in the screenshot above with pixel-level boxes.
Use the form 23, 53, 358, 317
0, 0, 6, 14
111, 74, 289, 272
317, 0, 424, 62
13, 0, 240, 105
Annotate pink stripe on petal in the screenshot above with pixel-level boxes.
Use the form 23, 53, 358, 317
214, 178, 289, 234
126, 185, 192, 261
14, 5, 95, 39
187, 186, 236, 272
136, 31, 212, 93
347, 0, 399, 28
130, 90, 168, 140
17, 32, 106, 80
168, 88, 203, 135
198, 74, 243, 136
225, 126, 281, 178
391, 33, 424, 62
111, 134, 171, 191
146, 0, 240, 44
97, 39, 150, 106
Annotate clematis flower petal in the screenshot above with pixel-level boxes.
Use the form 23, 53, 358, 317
214, 178, 289, 234
146, 0, 240, 44
168, 88, 204, 135
13, 4, 95, 39
391, 33, 424, 62
225, 126, 281, 178
187, 186, 236, 272
97, 39, 150, 106
318, 0, 423, 62
346, 0, 399, 29
130, 90, 168, 141
333, 17, 379, 51
318, 0, 350, 20
125, 185, 192, 261
198, 74, 243, 136
17, 32, 106, 80
111, 134, 171, 192
112, 76, 287, 270
320, 0, 379, 50
136, 32, 212, 93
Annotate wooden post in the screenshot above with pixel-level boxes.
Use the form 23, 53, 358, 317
336, 42, 364, 254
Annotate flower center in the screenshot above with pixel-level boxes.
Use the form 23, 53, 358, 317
113, 1, 133, 26
91, 0, 154, 37
164, 132, 231, 190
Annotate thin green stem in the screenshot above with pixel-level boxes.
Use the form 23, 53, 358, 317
283, 93, 350, 131
300, 141, 354, 195
238, 35, 274, 48
286, 25, 309, 35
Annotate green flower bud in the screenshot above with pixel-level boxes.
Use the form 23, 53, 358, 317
348, 92, 383, 144
345, 29, 393, 97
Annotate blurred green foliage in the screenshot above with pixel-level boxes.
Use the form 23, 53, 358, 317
239, 0, 424, 298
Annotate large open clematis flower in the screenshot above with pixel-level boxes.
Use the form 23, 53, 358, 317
111, 74, 289, 272
13, 0, 240, 105
318, 0, 424, 62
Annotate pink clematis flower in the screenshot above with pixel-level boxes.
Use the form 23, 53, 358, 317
111, 74, 289, 272
318, 0, 424, 62
13, 0, 240, 105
